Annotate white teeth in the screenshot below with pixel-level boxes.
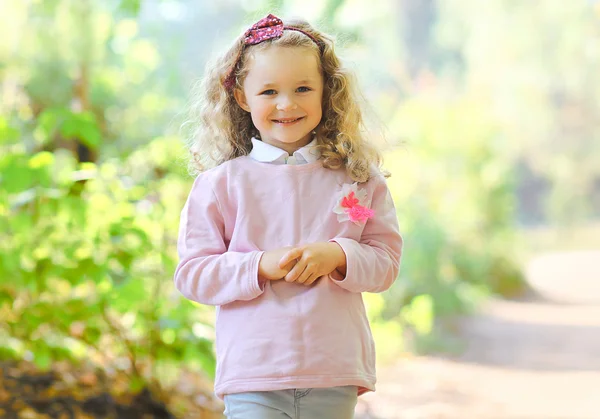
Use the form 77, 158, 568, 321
274, 117, 301, 123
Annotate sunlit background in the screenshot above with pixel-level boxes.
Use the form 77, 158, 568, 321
1, 0, 599, 418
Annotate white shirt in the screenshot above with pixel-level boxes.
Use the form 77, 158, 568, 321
248, 137, 320, 165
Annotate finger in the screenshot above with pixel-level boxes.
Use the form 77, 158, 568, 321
301, 272, 315, 286
296, 264, 314, 284
281, 260, 296, 273
288, 264, 307, 283
279, 248, 303, 268
304, 273, 321, 286
285, 259, 307, 282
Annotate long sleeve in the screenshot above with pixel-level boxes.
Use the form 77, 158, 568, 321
173, 175, 265, 306
331, 175, 403, 293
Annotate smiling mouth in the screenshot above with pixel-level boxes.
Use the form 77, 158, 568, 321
272, 117, 304, 124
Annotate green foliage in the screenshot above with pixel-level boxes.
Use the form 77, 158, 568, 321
35, 107, 102, 149
436, 0, 600, 224
363, 293, 405, 362
382, 96, 526, 335
0, 138, 215, 389
0, 0, 213, 396
401, 295, 434, 336
119, 0, 142, 16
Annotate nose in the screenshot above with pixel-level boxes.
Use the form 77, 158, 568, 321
276, 95, 297, 111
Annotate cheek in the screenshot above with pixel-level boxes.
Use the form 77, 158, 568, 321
249, 102, 272, 125
309, 93, 323, 114
310, 99, 323, 119
256, 103, 274, 119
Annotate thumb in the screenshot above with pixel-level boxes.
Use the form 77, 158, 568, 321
278, 248, 302, 268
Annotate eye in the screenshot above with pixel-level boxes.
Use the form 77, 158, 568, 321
297, 86, 312, 93
260, 89, 276, 95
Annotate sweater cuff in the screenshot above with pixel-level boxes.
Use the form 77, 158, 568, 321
246, 251, 266, 296
329, 238, 354, 284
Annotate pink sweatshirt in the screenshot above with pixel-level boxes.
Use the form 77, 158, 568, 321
174, 156, 402, 400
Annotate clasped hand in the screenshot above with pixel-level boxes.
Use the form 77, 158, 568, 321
258, 242, 346, 286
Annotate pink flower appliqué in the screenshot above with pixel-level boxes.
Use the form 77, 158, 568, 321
333, 183, 375, 225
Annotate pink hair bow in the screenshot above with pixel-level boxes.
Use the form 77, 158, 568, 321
223, 14, 322, 90
243, 14, 286, 45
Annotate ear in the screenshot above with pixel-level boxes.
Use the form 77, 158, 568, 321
233, 88, 251, 112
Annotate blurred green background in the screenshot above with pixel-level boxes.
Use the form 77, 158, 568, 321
1, 0, 599, 417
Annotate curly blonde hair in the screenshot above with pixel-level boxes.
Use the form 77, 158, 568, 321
182, 17, 383, 182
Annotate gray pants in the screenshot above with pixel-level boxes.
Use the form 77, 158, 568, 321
223, 386, 358, 419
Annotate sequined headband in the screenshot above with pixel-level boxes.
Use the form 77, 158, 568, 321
223, 14, 323, 90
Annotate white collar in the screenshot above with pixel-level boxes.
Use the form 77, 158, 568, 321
248, 137, 320, 165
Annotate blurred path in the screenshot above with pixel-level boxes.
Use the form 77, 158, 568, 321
356, 251, 600, 419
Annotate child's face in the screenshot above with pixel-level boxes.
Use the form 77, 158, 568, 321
234, 45, 323, 154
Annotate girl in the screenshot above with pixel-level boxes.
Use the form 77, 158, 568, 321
175, 14, 403, 419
